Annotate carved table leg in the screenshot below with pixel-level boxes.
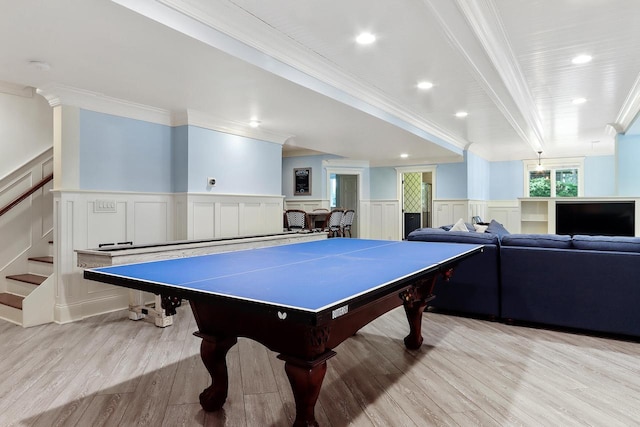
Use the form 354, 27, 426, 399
400, 276, 437, 350
279, 351, 336, 427
195, 333, 238, 411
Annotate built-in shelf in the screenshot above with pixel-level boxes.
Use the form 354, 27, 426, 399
519, 197, 640, 236
520, 198, 552, 234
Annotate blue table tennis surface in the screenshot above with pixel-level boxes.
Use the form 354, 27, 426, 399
86, 238, 481, 313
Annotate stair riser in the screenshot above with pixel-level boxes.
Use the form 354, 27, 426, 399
7, 280, 38, 297
0, 303, 22, 326
27, 261, 53, 276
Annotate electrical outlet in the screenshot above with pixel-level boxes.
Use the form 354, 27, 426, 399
207, 177, 216, 186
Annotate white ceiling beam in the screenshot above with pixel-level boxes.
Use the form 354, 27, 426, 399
423, 0, 545, 154
111, 0, 467, 155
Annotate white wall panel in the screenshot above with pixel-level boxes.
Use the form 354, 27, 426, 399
220, 204, 240, 237
366, 200, 399, 240
192, 202, 215, 239
487, 200, 520, 233
134, 201, 168, 244
86, 201, 127, 248
241, 203, 263, 236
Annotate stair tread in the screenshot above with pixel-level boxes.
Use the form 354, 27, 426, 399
6, 273, 47, 285
0, 293, 23, 310
29, 256, 53, 264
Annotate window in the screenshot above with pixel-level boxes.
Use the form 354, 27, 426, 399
524, 157, 584, 197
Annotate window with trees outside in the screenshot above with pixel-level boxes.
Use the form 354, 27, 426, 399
524, 157, 584, 197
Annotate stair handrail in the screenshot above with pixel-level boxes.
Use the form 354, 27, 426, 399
0, 173, 53, 218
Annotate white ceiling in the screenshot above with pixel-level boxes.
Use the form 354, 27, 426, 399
2, 0, 640, 166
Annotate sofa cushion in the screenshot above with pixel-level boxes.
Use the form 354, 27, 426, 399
450, 218, 469, 232
501, 233, 572, 249
572, 235, 640, 253
440, 222, 475, 232
486, 219, 510, 237
408, 228, 499, 245
473, 223, 488, 233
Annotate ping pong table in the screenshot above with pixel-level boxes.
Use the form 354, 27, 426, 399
84, 238, 482, 427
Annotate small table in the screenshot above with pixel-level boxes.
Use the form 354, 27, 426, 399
84, 238, 482, 426
306, 210, 329, 230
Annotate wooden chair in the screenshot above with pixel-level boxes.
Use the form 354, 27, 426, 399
340, 209, 356, 237
284, 209, 308, 231
324, 209, 344, 237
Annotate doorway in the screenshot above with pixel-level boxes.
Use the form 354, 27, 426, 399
401, 171, 433, 239
330, 173, 359, 237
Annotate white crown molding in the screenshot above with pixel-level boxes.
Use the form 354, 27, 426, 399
423, 0, 543, 154
116, 0, 468, 153
0, 80, 34, 98
34, 84, 292, 144
36, 84, 173, 125
615, 72, 640, 132
172, 109, 293, 145
455, 0, 545, 150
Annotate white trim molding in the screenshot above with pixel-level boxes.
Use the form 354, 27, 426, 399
37, 85, 293, 145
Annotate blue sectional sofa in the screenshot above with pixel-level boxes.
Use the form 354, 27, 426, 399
408, 227, 640, 338
407, 228, 501, 318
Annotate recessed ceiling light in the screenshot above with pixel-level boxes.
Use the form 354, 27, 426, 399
400, 153, 409, 158
572, 97, 587, 105
356, 32, 376, 45
249, 120, 261, 128
571, 54, 592, 65
455, 111, 468, 118
417, 81, 433, 90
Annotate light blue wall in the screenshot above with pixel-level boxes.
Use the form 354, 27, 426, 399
172, 126, 189, 193
466, 151, 490, 200
281, 155, 334, 199
187, 126, 282, 194
584, 155, 615, 197
490, 160, 523, 200
616, 134, 640, 196
79, 110, 282, 195
79, 110, 173, 192
359, 154, 619, 202
436, 162, 467, 199
370, 167, 397, 199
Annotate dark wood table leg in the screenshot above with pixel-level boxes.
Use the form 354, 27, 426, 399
400, 276, 437, 350
194, 332, 238, 411
278, 351, 336, 427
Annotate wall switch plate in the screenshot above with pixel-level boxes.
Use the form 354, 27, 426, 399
94, 199, 117, 213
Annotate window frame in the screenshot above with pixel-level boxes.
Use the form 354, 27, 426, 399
523, 157, 584, 197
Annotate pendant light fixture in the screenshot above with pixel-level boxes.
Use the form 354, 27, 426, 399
535, 151, 544, 171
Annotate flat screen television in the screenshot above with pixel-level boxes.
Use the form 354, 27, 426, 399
555, 201, 635, 237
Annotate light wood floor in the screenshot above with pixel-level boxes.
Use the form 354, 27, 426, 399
1, 307, 639, 427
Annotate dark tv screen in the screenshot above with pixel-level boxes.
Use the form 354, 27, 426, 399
555, 201, 635, 237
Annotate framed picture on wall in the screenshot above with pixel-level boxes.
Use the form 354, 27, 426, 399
294, 168, 312, 195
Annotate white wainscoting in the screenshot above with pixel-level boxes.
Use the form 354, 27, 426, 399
284, 199, 329, 212
366, 200, 400, 240
432, 199, 519, 231
433, 199, 473, 227
487, 200, 521, 233
53, 190, 284, 323
187, 194, 284, 239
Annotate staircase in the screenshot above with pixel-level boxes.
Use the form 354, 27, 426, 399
0, 241, 55, 327
0, 151, 55, 327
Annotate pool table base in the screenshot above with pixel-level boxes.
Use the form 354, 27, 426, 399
189, 273, 442, 426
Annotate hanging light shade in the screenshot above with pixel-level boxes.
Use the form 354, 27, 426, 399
535, 151, 544, 171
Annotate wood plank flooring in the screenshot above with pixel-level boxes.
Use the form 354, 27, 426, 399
1, 307, 639, 426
